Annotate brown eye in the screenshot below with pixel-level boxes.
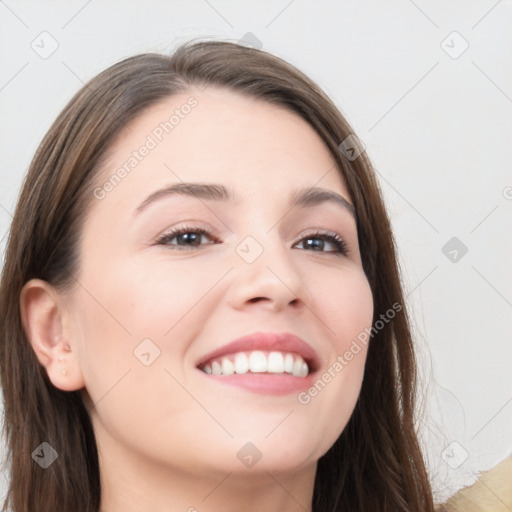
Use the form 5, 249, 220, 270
156, 228, 217, 250
294, 232, 348, 256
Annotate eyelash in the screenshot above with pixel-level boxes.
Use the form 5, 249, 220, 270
155, 225, 349, 256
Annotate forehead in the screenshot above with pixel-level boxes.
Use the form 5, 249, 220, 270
93, 87, 349, 209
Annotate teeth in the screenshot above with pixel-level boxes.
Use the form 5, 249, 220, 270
234, 353, 249, 374
201, 351, 309, 377
222, 358, 235, 376
212, 361, 222, 375
267, 351, 284, 373
292, 357, 303, 377
284, 353, 294, 373
249, 351, 267, 373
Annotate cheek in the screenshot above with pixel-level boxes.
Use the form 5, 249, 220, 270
121, 258, 233, 339
313, 264, 374, 345
71, 259, 224, 443
295, 266, 373, 454
73, 257, 231, 379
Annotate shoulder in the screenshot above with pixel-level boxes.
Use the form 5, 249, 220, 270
435, 454, 511, 511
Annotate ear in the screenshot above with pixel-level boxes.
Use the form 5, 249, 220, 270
20, 279, 85, 392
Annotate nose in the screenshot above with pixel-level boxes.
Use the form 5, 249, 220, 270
226, 235, 311, 314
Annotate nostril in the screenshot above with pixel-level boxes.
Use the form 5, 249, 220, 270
249, 297, 273, 304
247, 297, 301, 307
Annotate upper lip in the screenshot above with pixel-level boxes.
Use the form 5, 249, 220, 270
195, 332, 320, 372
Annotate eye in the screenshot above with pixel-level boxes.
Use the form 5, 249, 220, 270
155, 226, 218, 250
155, 226, 348, 255
294, 230, 348, 256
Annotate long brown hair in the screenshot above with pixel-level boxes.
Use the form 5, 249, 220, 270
0, 40, 435, 511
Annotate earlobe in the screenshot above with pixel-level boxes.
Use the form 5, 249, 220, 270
20, 279, 85, 391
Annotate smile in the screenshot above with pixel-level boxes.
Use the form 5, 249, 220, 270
199, 350, 310, 377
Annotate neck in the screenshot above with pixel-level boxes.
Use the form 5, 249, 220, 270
96, 427, 316, 512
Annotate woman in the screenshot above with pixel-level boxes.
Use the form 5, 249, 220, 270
0, 40, 436, 511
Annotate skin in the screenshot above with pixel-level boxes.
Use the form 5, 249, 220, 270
22, 87, 374, 512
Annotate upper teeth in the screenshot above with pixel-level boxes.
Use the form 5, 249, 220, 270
201, 351, 309, 377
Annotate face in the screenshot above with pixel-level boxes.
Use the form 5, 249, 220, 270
65, 87, 373, 478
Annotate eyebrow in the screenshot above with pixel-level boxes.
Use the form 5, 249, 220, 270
134, 182, 356, 218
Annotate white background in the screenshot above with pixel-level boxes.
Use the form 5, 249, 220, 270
1, 0, 511, 505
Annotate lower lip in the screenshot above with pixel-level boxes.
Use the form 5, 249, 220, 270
198, 370, 316, 395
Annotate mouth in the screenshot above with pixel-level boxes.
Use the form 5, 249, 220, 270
195, 332, 319, 395
199, 350, 310, 377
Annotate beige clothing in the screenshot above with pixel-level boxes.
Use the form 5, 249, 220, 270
436, 455, 512, 512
